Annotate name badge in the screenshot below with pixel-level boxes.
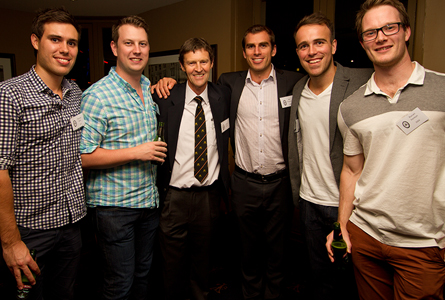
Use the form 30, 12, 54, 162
396, 107, 428, 135
71, 113, 85, 131
221, 118, 230, 133
294, 119, 300, 133
153, 102, 160, 115
280, 96, 292, 108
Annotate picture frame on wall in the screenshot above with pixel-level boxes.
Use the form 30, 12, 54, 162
0, 53, 17, 82
145, 44, 217, 85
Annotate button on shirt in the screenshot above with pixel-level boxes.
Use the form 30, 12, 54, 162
80, 67, 159, 208
235, 66, 284, 175
170, 84, 219, 188
0, 66, 86, 230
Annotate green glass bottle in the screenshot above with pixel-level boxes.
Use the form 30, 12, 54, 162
153, 122, 165, 165
331, 222, 347, 266
16, 249, 37, 300
155, 122, 165, 142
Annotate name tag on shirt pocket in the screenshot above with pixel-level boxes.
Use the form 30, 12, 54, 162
71, 113, 85, 131
221, 118, 229, 133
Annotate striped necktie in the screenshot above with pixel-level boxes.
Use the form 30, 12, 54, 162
194, 96, 208, 183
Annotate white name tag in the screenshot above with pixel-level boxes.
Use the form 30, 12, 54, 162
280, 96, 292, 108
71, 113, 85, 131
396, 107, 428, 135
154, 102, 160, 115
294, 119, 300, 133
221, 118, 230, 133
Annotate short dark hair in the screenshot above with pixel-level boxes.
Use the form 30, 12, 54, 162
112, 15, 149, 44
31, 7, 80, 39
179, 37, 214, 66
294, 12, 335, 42
242, 24, 276, 49
356, 0, 410, 40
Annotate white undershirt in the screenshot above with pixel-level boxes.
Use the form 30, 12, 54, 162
169, 83, 220, 188
298, 79, 339, 206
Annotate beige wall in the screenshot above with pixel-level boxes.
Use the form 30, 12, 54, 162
140, 0, 233, 78
140, 0, 262, 78
0, 9, 36, 76
421, 0, 445, 72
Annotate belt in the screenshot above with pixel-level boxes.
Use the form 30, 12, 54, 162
169, 180, 219, 192
235, 165, 287, 182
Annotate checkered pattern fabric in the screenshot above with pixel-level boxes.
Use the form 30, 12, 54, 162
0, 66, 86, 229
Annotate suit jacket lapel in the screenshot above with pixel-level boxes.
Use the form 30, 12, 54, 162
276, 69, 287, 142
329, 63, 349, 151
230, 71, 247, 154
208, 83, 224, 166
167, 84, 186, 170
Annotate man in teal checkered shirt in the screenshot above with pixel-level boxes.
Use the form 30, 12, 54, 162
80, 16, 167, 299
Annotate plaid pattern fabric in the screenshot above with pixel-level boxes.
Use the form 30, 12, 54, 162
0, 66, 86, 229
80, 67, 159, 208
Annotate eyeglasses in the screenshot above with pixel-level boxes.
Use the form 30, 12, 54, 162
361, 23, 402, 42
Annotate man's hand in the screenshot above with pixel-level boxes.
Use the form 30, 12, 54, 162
326, 223, 352, 263
151, 77, 177, 98
2, 242, 40, 289
133, 141, 168, 164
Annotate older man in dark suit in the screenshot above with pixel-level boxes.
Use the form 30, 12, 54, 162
153, 37, 230, 300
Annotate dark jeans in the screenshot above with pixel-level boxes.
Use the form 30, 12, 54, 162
12, 222, 82, 300
93, 206, 159, 300
299, 198, 338, 300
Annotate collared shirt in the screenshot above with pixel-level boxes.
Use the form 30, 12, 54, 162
0, 66, 86, 230
365, 61, 424, 103
80, 67, 159, 208
338, 61, 445, 248
170, 83, 219, 188
235, 65, 284, 175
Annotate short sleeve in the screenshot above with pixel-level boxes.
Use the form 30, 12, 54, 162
0, 85, 19, 169
337, 103, 363, 156
80, 91, 107, 154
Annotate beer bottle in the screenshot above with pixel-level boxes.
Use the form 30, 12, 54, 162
153, 122, 165, 165
16, 249, 37, 300
331, 222, 348, 268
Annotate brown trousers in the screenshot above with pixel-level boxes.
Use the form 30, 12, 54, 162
348, 221, 445, 300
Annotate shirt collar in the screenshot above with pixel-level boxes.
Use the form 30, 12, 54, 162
109, 66, 150, 92
364, 61, 425, 96
246, 64, 276, 85
30, 65, 74, 97
185, 82, 209, 105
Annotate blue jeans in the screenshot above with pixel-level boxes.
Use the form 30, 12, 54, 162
93, 206, 159, 300
15, 223, 82, 300
299, 198, 338, 300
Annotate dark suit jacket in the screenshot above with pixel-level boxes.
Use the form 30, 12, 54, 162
217, 68, 303, 167
153, 82, 231, 202
288, 62, 373, 206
